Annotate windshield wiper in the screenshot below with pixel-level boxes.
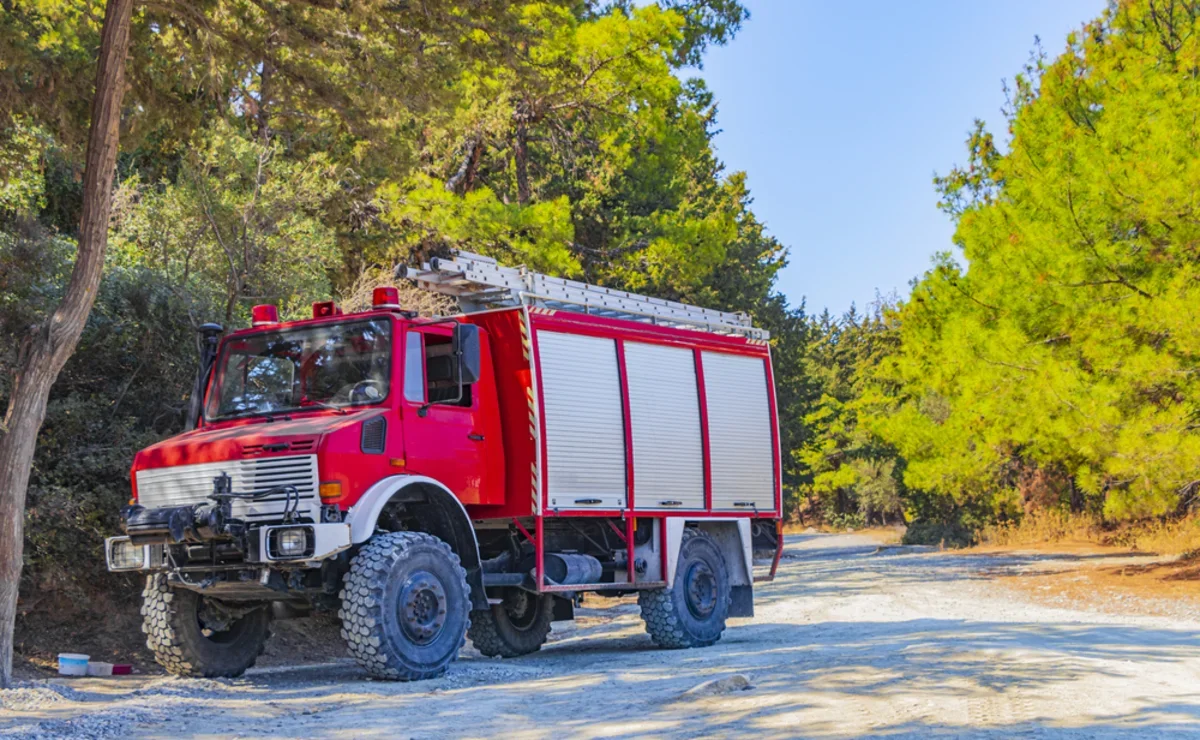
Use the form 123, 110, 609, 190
299, 400, 348, 415
213, 409, 293, 423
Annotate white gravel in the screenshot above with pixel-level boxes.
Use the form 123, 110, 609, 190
4, 533, 1200, 739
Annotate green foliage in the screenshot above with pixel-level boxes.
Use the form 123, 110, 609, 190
874, 0, 1200, 523
382, 3, 736, 294
796, 306, 907, 525
110, 120, 340, 324
0, 218, 200, 602
0, 118, 47, 214
379, 176, 578, 275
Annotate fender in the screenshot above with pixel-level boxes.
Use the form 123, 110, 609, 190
664, 518, 755, 618
346, 475, 486, 609
664, 518, 753, 586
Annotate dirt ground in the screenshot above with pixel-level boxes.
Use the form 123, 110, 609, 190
3, 533, 1200, 739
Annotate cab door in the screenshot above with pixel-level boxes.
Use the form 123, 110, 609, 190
399, 324, 502, 505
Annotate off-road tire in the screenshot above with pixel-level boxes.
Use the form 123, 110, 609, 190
468, 591, 554, 658
141, 574, 271, 678
638, 528, 731, 649
339, 531, 471, 680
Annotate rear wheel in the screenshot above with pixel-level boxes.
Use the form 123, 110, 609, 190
638, 528, 731, 648
141, 575, 271, 678
339, 531, 471, 680
468, 590, 554, 658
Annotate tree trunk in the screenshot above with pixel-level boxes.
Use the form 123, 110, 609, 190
0, 0, 134, 688
513, 113, 531, 206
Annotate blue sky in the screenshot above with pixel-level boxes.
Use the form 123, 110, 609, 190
695, 0, 1106, 316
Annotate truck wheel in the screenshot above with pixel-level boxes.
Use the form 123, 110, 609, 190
339, 531, 471, 680
468, 590, 554, 658
141, 574, 271, 678
638, 528, 731, 649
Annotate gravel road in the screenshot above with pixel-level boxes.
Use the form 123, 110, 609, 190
4, 533, 1200, 739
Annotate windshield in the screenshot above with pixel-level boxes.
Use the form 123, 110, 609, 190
205, 318, 392, 421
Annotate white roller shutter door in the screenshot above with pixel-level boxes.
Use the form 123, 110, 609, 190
537, 331, 627, 509
702, 351, 776, 511
624, 342, 705, 510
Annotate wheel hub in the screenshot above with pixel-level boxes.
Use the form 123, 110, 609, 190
398, 571, 448, 646
683, 562, 718, 619
503, 590, 540, 630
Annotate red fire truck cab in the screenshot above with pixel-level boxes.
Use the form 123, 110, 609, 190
107, 253, 783, 680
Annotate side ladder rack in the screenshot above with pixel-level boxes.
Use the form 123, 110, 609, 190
400, 251, 769, 340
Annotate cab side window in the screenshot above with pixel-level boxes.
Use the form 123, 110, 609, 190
404, 330, 473, 408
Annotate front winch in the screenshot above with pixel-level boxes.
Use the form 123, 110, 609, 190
121, 473, 299, 545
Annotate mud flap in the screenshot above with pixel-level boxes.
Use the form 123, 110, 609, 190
729, 584, 754, 618
551, 595, 575, 622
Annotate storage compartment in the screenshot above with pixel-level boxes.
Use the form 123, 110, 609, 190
702, 351, 776, 511
624, 342, 705, 510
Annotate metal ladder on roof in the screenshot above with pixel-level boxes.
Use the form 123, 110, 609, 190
400, 251, 768, 340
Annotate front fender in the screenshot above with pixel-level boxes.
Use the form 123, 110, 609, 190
345, 475, 486, 609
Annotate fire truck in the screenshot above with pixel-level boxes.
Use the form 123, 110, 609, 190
105, 252, 784, 680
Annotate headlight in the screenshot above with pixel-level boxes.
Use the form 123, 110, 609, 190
267, 526, 313, 559
107, 538, 145, 571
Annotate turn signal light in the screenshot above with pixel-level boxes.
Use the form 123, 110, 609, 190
312, 301, 342, 319
251, 304, 279, 326
373, 286, 401, 309
319, 481, 343, 502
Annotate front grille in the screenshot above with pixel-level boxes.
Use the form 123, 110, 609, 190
135, 455, 319, 523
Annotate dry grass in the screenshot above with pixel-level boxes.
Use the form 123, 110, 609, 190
341, 266, 455, 316
980, 510, 1105, 548
1120, 517, 1200, 556
979, 509, 1200, 556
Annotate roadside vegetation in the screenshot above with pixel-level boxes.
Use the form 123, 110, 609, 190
797, 1, 1200, 551
979, 510, 1200, 557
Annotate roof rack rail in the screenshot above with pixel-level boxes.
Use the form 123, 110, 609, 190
400, 251, 768, 340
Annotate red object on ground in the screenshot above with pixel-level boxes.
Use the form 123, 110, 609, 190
111, 664, 132, 675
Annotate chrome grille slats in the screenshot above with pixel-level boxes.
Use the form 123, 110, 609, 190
135, 455, 319, 522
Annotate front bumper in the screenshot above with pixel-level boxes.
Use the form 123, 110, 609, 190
105, 522, 351, 572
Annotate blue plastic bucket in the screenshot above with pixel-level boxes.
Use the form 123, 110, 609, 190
58, 653, 90, 676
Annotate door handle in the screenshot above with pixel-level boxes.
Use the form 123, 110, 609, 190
467, 433, 485, 441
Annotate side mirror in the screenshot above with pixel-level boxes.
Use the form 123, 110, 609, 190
452, 323, 481, 385
186, 323, 225, 429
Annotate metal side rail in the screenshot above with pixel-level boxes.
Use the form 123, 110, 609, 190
400, 251, 769, 340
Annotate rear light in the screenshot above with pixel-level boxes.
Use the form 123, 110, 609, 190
312, 301, 342, 318
251, 304, 279, 327
319, 481, 342, 502
107, 538, 145, 571
373, 286, 401, 309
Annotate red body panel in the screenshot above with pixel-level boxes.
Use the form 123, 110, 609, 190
458, 310, 537, 519
399, 322, 505, 506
